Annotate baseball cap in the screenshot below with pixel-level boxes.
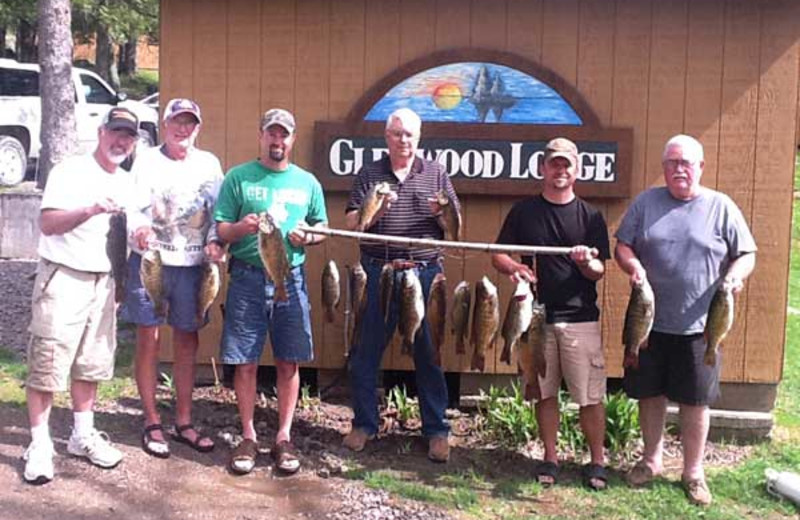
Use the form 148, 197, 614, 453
163, 98, 202, 123
544, 137, 579, 167
102, 107, 139, 135
260, 108, 296, 134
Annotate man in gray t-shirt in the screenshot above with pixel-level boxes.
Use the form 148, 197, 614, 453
615, 134, 756, 507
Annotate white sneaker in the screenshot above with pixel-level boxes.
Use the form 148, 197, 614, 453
67, 429, 123, 469
23, 440, 54, 485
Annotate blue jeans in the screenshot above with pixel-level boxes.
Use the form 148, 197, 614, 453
349, 257, 450, 438
220, 259, 314, 364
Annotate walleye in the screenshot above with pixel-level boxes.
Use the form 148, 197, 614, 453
451, 281, 471, 354
140, 248, 165, 317
436, 189, 461, 242
379, 263, 395, 324
500, 281, 533, 365
257, 212, 291, 302
622, 277, 655, 367
321, 260, 341, 323
106, 212, 128, 303
398, 269, 425, 356
197, 261, 221, 322
349, 263, 368, 350
427, 273, 447, 365
704, 281, 735, 366
358, 182, 393, 232
470, 276, 499, 372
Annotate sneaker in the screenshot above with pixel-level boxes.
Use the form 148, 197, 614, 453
342, 428, 374, 452
683, 477, 713, 506
23, 440, 54, 485
67, 429, 123, 469
428, 435, 450, 463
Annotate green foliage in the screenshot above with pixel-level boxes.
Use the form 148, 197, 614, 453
0, 0, 37, 28
604, 391, 641, 461
477, 381, 538, 447
119, 69, 158, 99
0, 346, 26, 406
72, 0, 159, 43
557, 389, 586, 453
386, 384, 420, 424
159, 371, 174, 396
359, 470, 479, 510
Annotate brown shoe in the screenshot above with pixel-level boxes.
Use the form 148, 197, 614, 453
342, 428, 374, 452
428, 436, 449, 463
626, 461, 658, 487
683, 477, 713, 506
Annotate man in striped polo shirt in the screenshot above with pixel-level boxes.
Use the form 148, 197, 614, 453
342, 108, 459, 463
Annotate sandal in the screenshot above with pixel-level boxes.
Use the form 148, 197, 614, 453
142, 424, 170, 459
229, 438, 258, 475
583, 463, 608, 491
271, 440, 300, 475
535, 461, 559, 487
172, 423, 215, 453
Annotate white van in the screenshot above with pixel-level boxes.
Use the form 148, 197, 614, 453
0, 58, 159, 185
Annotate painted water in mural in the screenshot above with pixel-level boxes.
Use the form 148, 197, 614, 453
364, 62, 582, 125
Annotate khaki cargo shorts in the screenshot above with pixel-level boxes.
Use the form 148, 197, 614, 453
532, 321, 606, 406
27, 259, 117, 392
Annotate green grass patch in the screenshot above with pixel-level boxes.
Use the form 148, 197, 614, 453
346, 468, 480, 511
119, 70, 159, 99
0, 346, 27, 406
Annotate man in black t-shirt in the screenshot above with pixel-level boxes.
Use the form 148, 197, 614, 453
492, 137, 610, 491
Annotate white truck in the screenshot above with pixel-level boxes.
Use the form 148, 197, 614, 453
0, 58, 159, 185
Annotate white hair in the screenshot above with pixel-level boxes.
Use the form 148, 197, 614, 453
385, 108, 421, 133
663, 134, 704, 161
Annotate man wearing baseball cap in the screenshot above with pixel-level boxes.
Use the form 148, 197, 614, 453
214, 107, 328, 475
122, 98, 225, 459
23, 107, 139, 484
491, 137, 611, 491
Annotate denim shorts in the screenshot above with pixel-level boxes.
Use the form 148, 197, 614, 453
120, 252, 207, 332
220, 259, 313, 364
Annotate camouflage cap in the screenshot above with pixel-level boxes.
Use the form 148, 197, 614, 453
260, 108, 296, 134
544, 137, 579, 167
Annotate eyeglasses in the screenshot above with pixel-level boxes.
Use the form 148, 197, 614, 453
663, 158, 698, 170
387, 129, 418, 140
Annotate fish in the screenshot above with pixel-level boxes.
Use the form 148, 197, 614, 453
140, 248, 165, 317
500, 281, 533, 365
451, 281, 471, 354
470, 276, 499, 372
379, 263, 395, 324
622, 278, 656, 367
257, 212, 291, 302
349, 263, 368, 351
321, 260, 341, 323
525, 300, 547, 378
427, 273, 447, 365
704, 282, 735, 366
398, 269, 425, 356
197, 261, 220, 323
358, 182, 393, 232
436, 189, 461, 241
106, 211, 128, 303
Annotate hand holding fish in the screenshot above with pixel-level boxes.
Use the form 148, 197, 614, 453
133, 225, 154, 250
723, 275, 743, 295
236, 213, 262, 236
204, 241, 226, 263
509, 262, 536, 284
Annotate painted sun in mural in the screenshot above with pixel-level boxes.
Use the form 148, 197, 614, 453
432, 83, 462, 110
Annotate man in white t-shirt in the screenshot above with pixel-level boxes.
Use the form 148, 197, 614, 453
122, 98, 225, 458
24, 107, 139, 485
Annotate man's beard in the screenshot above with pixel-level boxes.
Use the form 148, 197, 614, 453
269, 148, 285, 162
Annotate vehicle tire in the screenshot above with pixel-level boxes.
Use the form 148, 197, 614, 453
0, 135, 28, 186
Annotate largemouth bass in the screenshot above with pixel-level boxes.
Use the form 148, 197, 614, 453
470, 276, 499, 372
427, 273, 447, 365
349, 263, 368, 351
358, 182, 393, 232
704, 282, 735, 366
500, 281, 533, 365
451, 281, 471, 354
197, 261, 220, 322
257, 212, 291, 302
398, 269, 425, 356
522, 300, 547, 379
140, 248, 164, 317
106, 212, 128, 303
379, 263, 394, 324
322, 259, 341, 323
436, 189, 461, 242
622, 278, 655, 367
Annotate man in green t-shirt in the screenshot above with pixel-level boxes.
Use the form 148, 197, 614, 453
214, 108, 328, 475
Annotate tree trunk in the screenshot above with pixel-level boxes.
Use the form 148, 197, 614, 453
17, 20, 37, 62
119, 34, 137, 76
95, 26, 112, 81
37, 0, 77, 189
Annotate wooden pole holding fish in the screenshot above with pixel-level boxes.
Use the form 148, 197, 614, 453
296, 224, 579, 256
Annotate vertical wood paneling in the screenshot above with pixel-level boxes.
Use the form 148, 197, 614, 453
507, 0, 543, 63
399, 0, 436, 63
159, 0, 193, 110
226, 0, 261, 167
192, 1, 228, 163
541, 0, 579, 85
435, 0, 470, 49
745, 0, 799, 382
684, 0, 725, 188
329, 0, 365, 120
470, 0, 507, 50
365, 1, 400, 90
716, 0, 761, 380
259, 0, 296, 115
